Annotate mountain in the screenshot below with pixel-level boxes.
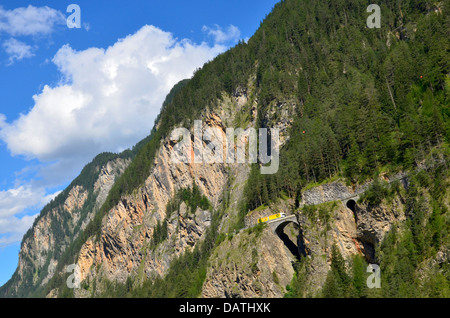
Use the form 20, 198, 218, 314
0, 152, 131, 297
1, 0, 449, 298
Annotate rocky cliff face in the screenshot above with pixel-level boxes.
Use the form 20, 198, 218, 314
212, 201, 359, 297
200, 183, 380, 298
4, 86, 416, 299
2, 65, 428, 300
2, 156, 130, 297
66, 82, 298, 297
202, 226, 295, 298
355, 197, 406, 262
299, 177, 408, 260
39, 78, 409, 298
73, 116, 229, 292
213, 177, 409, 297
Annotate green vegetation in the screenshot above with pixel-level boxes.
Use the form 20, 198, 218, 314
151, 184, 211, 249
359, 177, 403, 206
238, 0, 449, 217
150, 220, 168, 249
245, 222, 267, 237
375, 165, 450, 297
320, 245, 373, 298
167, 183, 211, 216
2, 0, 449, 299
96, 186, 224, 298
54, 0, 450, 298
286, 160, 449, 298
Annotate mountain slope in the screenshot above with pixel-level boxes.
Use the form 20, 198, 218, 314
0, 80, 189, 298
0, 152, 131, 297
1, 0, 449, 298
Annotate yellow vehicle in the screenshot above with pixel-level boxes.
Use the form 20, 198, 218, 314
257, 212, 286, 223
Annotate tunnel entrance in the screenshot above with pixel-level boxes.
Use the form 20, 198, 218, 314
346, 199, 356, 213
275, 222, 305, 261
346, 199, 358, 223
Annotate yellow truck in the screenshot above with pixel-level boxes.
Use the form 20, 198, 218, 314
257, 212, 286, 223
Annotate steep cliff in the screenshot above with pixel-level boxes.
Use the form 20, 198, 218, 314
71, 116, 231, 295
202, 225, 295, 298
63, 79, 295, 297
0, 153, 130, 297
2, 0, 449, 298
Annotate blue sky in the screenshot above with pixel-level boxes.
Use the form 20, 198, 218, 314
0, 0, 280, 287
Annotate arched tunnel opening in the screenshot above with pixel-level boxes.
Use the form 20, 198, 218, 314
346, 199, 357, 223
275, 222, 306, 261
346, 199, 356, 213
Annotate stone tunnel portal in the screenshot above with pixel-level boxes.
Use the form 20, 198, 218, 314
346, 199, 356, 213
273, 219, 305, 261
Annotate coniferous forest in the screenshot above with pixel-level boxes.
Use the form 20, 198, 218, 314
101, 0, 449, 298
1, 0, 448, 299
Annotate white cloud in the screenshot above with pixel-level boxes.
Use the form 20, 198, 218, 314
83, 22, 90, 32
0, 184, 59, 246
202, 24, 241, 44
0, 24, 238, 245
0, 5, 66, 64
0, 5, 65, 36
0, 214, 37, 236
0, 185, 51, 219
0, 214, 38, 247
0, 113, 6, 128
3, 38, 34, 64
1, 25, 228, 163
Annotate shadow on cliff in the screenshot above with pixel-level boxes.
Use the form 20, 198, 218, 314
275, 224, 305, 261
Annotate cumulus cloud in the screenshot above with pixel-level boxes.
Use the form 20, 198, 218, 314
0, 185, 57, 247
0, 5, 66, 64
0, 5, 65, 36
0, 24, 239, 245
202, 24, 241, 44
3, 38, 34, 64
0, 214, 38, 247
0, 184, 60, 246
0, 185, 55, 219
0, 113, 6, 128
1, 25, 228, 162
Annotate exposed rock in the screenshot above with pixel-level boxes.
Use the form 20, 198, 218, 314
293, 201, 362, 296
76, 113, 230, 286
355, 196, 406, 262
6, 156, 130, 296
332, 202, 361, 259
64, 186, 88, 215
202, 227, 295, 298
73, 85, 298, 294
301, 181, 366, 206
94, 158, 130, 209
